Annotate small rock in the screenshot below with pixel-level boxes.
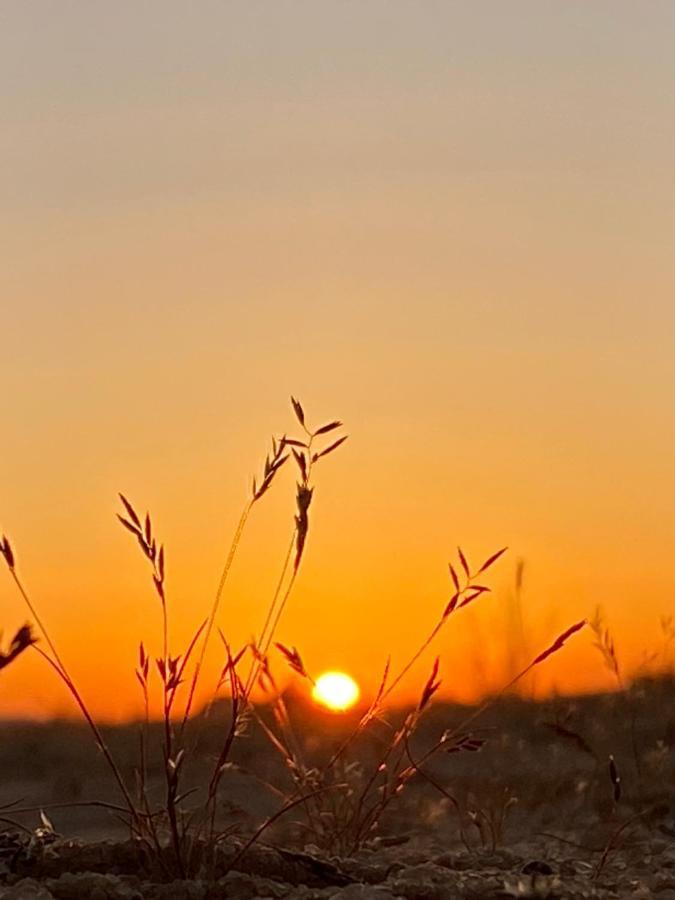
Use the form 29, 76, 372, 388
44, 872, 142, 900
0, 879, 55, 899
331, 887, 398, 899
217, 871, 291, 899
388, 862, 462, 900
433, 852, 476, 872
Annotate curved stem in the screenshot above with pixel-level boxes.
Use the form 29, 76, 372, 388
10, 570, 67, 676
243, 530, 295, 699
6, 571, 138, 821
379, 620, 444, 705
226, 786, 333, 873
254, 533, 295, 661
181, 501, 252, 731
32, 645, 138, 820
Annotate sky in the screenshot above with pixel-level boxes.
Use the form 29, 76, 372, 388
1, 2, 675, 719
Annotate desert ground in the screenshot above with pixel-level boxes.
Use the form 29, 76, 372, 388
0, 677, 673, 898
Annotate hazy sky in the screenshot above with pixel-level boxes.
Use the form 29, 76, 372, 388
1, 2, 675, 718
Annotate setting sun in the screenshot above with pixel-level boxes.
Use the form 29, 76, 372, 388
312, 671, 360, 712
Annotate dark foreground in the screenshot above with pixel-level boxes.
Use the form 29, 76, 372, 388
0, 677, 673, 898
1, 830, 675, 899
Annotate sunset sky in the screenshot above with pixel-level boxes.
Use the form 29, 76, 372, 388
2, 2, 675, 719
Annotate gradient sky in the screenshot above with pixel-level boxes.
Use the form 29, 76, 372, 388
1, 2, 675, 719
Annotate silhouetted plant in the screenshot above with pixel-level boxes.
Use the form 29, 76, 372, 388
0, 398, 347, 878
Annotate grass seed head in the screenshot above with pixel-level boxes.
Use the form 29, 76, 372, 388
419, 657, 441, 710
0, 623, 37, 671
0, 535, 15, 570
531, 620, 587, 667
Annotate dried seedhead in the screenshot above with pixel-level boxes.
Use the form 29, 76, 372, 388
252, 436, 289, 502
0, 535, 15, 570
531, 619, 586, 667
0, 624, 37, 672
418, 657, 441, 711
441, 733, 487, 754
444, 546, 507, 617
117, 495, 165, 606
287, 397, 348, 572
275, 643, 310, 680
590, 607, 621, 684
135, 641, 150, 691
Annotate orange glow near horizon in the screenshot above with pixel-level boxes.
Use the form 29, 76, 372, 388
1, 4, 675, 721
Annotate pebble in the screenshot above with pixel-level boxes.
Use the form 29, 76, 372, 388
0, 880, 55, 900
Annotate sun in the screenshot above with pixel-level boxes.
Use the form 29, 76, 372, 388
312, 671, 360, 712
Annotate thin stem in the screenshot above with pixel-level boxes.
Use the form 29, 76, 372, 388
161, 600, 168, 673
31, 645, 138, 819
260, 569, 299, 661
401, 735, 471, 852
412, 642, 566, 773
243, 530, 295, 699
225, 786, 333, 873
245, 435, 315, 697
250, 575, 299, 704
137, 682, 149, 808
254, 533, 295, 663
163, 705, 185, 877
9, 570, 67, 676
5, 571, 138, 822
0, 817, 31, 835
594, 809, 650, 880
323, 579, 478, 773
8, 800, 140, 816
379, 620, 444, 705
181, 502, 252, 732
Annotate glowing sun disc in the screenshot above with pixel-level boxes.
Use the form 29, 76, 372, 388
312, 671, 360, 711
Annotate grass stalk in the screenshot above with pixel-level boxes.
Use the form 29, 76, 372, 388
181, 501, 253, 732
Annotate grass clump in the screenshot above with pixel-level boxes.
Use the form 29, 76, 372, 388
0, 397, 589, 876
0, 398, 347, 877
248, 550, 586, 856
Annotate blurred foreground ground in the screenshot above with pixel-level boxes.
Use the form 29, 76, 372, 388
0, 677, 673, 897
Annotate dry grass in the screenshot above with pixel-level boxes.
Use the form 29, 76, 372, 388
256, 550, 587, 855
0, 624, 36, 673
0, 398, 593, 876
0, 398, 351, 877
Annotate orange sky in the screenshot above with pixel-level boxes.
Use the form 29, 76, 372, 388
1, 2, 675, 720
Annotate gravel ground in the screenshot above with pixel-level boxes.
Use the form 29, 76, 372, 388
1, 827, 674, 898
